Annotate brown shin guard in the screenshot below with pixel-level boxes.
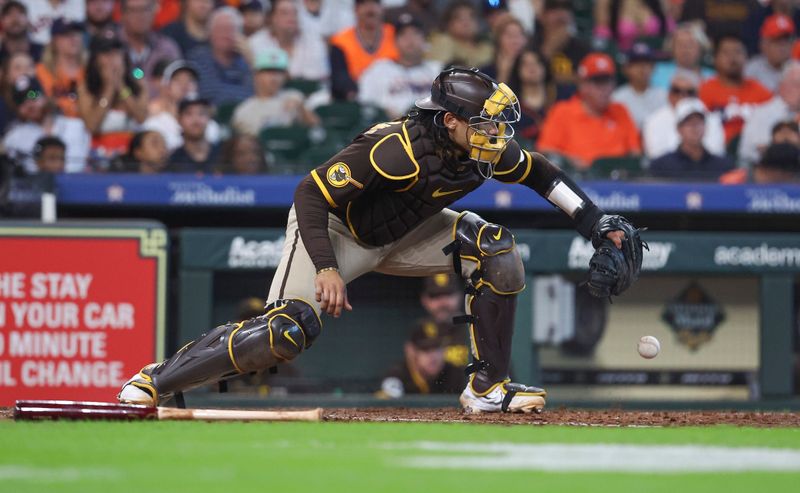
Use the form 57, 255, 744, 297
465, 290, 517, 393
146, 299, 321, 401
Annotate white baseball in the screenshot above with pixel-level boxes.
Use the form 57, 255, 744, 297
637, 336, 660, 359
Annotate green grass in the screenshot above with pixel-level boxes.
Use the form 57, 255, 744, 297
1, 421, 799, 493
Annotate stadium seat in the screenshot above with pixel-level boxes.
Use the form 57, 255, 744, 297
284, 78, 322, 96
316, 101, 364, 131
259, 126, 311, 166
214, 101, 239, 127
587, 156, 644, 180
316, 102, 390, 141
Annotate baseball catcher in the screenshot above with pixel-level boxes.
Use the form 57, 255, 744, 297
119, 68, 643, 413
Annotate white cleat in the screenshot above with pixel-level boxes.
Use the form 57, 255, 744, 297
460, 379, 546, 414
117, 364, 159, 406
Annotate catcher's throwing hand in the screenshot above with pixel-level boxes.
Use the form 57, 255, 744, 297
315, 269, 353, 317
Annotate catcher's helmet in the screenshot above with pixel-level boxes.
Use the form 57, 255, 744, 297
416, 67, 521, 173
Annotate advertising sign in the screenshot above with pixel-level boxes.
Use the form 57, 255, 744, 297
0, 223, 166, 405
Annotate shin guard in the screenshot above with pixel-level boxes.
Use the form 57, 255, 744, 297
444, 211, 525, 393
143, 299, 321, 401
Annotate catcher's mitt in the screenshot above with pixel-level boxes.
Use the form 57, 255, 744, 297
587, 215, 648, 299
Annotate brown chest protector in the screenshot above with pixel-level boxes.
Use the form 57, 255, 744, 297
343, 120, 485, 246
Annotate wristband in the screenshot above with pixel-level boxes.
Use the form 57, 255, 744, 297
316, 267, 339, 275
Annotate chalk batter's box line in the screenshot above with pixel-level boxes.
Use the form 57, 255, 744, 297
0, 226, 168, 361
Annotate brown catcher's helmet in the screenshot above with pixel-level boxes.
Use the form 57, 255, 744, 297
416, 67, 496, 119
416, 67, 521, 172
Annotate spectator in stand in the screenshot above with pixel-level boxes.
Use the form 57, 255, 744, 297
643, 69, 725, 159
385, 0, 438, 36
142, 60, 221, 152
743, 0, 800, 56
300, 0, 356, 40
744, 14, 796, 92
0, 1, 44, 62
167, 94, 220, 173
650, 22, 714, 90
531, 0, 590, 101
507, 47, 554, 145
427, 1, 493, 69
76, 35, 148, 159
679, 0, 752, 43
0, 52, 36, 133
537, 52, 641, 169
24, 0, 85, 46
479, 14, 528, 84
118, 0, 181, 97
35, 19, 86, 118
612, 41, 667, 129
593, 0, 672, 51
699, 34, 772, 145
161, 0, 214, 56
32, 136, 67, 174
112, 129, 169, 173
772, 120, 800, 147
2, 75, 90, 174
85, 0, 117, 40
188, 7, 254, 106
482, 0, 511, 31
240, 0, 267, 38
753, 143, 800, 183
249, 0, 330, 83
358, 14, 442, 119
739, 62, 800, 165
329, 0, 398, 101
377, 319, 464, 399
649, 98, 734, 181
232, 48, 319, 136
219, 133, 268, 174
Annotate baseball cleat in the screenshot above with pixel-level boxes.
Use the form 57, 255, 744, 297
117, 364, 159, 406
460, 378, 546, 414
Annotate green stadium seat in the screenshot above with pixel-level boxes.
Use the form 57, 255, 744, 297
587, 156, 644, 180
214, 101, 239, 127
259, 125, 311, 165
285, 78, 321, 96
316, 101, 364, 131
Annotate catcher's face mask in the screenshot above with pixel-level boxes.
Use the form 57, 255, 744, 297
467, 82, 520, 177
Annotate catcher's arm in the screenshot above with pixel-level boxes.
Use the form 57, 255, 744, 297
496, 147, 616, 241
494, 146, 643, 297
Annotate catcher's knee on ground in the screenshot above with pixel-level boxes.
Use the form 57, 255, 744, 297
118, 299, 321, 404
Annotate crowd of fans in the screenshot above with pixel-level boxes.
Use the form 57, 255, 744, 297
1, 0, 799, 183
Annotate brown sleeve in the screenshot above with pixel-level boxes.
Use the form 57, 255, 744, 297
294, 175, 339, 272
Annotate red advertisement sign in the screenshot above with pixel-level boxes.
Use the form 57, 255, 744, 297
0, 227, 165, 405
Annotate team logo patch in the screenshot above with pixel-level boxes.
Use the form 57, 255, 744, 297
327, 162, 352, 188
326, 162, 363, 189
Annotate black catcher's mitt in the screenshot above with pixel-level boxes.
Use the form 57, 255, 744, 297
587, 215, 648, 299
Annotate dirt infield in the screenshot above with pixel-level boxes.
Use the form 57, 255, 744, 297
4, 406, 799, 426
323, 408, 800, 427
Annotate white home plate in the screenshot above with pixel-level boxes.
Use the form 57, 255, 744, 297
391, 442, 800, 472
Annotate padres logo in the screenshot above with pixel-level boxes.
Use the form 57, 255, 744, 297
326, 162, 352, 188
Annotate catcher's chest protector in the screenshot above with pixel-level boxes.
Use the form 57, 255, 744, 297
443, 211, 525, 386
343, 120, 485, 246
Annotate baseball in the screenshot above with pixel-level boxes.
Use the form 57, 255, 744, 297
637, 336, 661, 359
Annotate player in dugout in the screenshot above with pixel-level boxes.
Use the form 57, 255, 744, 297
118, 67, 645, 413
